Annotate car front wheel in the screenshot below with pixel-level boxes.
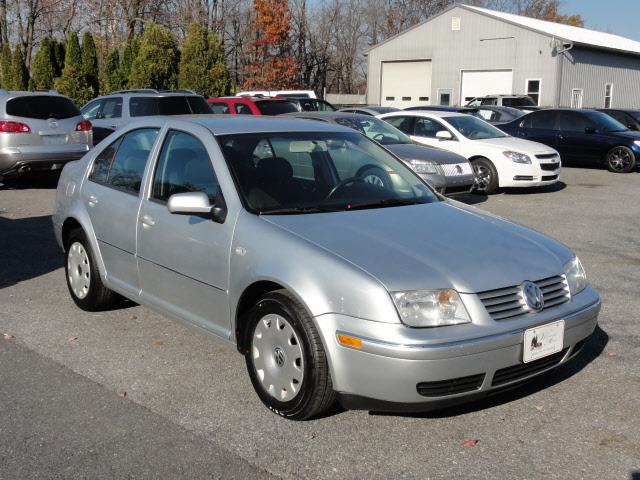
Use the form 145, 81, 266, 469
244, 290, 336, 420
472, 157, 499, 194
605, 146, 636, 173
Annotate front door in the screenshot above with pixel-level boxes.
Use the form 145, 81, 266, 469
137, 129, 233, 338
81, 128, 159, 294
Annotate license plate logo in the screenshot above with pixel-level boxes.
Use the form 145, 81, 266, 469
523, 320, 564, 363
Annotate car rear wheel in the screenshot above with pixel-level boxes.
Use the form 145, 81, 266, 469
358, 166, 392, 189
605, 146, 636, 173
244, 290, 336, 420
472, 157, 499, 194
65, 229, 117, 311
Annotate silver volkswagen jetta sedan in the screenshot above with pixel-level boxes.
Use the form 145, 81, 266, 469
53, 116, 600, 420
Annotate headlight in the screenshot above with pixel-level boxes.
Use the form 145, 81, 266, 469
408, 159, 440, 174
503, 151, 532, 164
564, 256, 587, 296
633, 140, 640, 147
391, 289, 471, 327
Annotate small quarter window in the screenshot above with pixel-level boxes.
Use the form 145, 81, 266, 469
89, 137, 122, 184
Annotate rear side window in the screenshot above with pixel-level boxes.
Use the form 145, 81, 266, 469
255, 101, 298, 115
186, 96, 212, 114
234, 103, 253, 115
523, 111, 556, 129
209, 102, 230, 114
152, 130, 221, 203
89, 128, 159, 194
101, 98, 122, 118
7, 95, 80, 119
130, 97, 159, 116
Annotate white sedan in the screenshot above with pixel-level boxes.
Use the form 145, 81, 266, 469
378, 110, 561, 194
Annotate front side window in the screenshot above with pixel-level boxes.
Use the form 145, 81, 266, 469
584, 111, 627, 133
218, 132, 438, 214
558, 112, 594, 132
152, 130, 221, 203
82, 99, 102, 120
443, 115, 507, 139
480, 97, 497, 106
414, 117, 448, 138
106, 128, 159, 193
101, 97, 122, 118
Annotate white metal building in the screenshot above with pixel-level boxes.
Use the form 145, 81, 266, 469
366, 4, 640, 109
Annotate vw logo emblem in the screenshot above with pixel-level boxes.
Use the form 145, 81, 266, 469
522, 281, 544, 311
273, 347, 286, 368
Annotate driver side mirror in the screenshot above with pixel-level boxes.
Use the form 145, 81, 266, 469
435, 130, 453, 140
167, 192, 226, 224
584, 126, 596, 134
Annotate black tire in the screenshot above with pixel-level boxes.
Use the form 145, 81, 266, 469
471, 157, 499, 194
605, 146, 636, 173
64, 229, 117, 311
358, 165, 392, 189
244, 290, 336, 420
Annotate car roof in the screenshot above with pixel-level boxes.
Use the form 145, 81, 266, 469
137, 114, 357, 135
382, 110, 467, 119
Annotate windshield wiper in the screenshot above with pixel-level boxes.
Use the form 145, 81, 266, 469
344, 198, 428, 211
259, 205, 341, 215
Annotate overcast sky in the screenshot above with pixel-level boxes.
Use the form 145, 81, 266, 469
563, 0, 640, 41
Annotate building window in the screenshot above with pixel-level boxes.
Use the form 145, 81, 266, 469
526, 79, 541, 106
402, 96, 411, 101
437, 89, 453, 106
571, 89, 584, 109
604, 83, 613, 108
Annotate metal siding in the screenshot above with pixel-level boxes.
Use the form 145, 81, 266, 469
559, 47, 640, 108
367, 6, 558, 106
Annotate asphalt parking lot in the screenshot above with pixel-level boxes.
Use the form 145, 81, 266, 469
1, 167, 639, 480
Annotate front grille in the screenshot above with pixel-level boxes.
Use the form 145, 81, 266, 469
540, 163, 560, 171
535, 153, 559, 160
478, 275, 571, 321
441, 162, 473, 177
492, 348, 568, 386
542, 175, 558, 181
417, 373, 485, 397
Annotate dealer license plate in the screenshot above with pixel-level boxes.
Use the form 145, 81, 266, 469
41, 135, 67, 145
523, 320, 564, 363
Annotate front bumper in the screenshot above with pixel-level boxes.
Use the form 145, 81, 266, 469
315, 286, 600, 410
0, 145, 90, 176
443, 172, 475, 195
499, 161, 561, 188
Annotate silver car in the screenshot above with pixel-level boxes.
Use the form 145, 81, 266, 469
53, 116, 600, 420
0, 90, 91, 180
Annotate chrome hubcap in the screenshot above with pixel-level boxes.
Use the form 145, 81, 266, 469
251, 314, 304, 402
473, 164, 491, 190
609, 148, 632, 171
363, 174, 384, 187
67, 241, 90, 299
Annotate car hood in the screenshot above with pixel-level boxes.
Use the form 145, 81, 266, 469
474, 136, 556, 153
262, 202, 573, 293
386, 143, 468, 165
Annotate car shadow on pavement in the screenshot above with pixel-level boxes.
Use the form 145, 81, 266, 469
0, 215, 62, 289
369, 325, 608, 420
0, 172, 61, 190
502, 180, 567, 195
451, 192, 488, 205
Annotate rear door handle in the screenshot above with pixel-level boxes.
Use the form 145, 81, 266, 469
87, 194, 98, 206
557, 134, 565, 141
140, 214, 155, 228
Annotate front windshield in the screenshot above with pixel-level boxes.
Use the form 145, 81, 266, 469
585, 111, 628, 132
217, 132, 438, 214
335, 117, 413, 145
444, 115, 508, 140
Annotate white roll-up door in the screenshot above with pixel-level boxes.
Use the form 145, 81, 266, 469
380, 61, 432, 107
460, 70, 513, 104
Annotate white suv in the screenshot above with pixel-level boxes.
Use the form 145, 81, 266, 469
379, 110, 561, 194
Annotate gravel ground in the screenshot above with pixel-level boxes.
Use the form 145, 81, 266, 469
0, 167, 638, 479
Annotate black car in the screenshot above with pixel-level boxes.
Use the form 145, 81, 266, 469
598, 109, 640, 131
287, 97, 337, 112
500, 109, 640, 173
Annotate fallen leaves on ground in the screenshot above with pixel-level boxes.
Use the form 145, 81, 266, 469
2, 333, 14, 340
151, 340, 164, 348
116, 389, 127, 398
462, 439, 479, 447
68, 336, 78, 342
535, 405, 545, 412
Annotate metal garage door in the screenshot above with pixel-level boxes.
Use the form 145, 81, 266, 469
380, 60, 432, 108
460, 70, 513, 104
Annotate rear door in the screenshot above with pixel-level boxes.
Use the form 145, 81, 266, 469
556, 111, 602, 164
81, 127, 160, 294
513, 110, 559, 149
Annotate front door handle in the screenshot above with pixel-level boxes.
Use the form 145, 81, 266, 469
140, 214, 155, 228
87, 194, 98, 206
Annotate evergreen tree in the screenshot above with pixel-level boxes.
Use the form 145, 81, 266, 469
129, 24, 179, 90
120, 38, 139, 88
31, 37, 56, 90
54, 32, 92, 105
11, 47, 29, 90
52, 40, 65, 77
102, 48, 125, 93
81, 31, 99, 97
0, 43, 12, 89
178, 23, 230, 97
